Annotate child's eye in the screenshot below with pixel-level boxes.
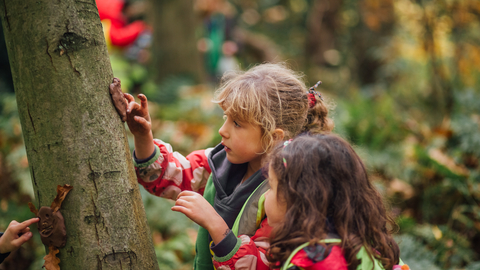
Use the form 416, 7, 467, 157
233, 121, 241, 127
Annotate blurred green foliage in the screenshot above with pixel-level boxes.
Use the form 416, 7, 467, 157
1, 0, 480, 269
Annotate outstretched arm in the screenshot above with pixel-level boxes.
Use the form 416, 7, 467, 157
0, 218, 39, 254
124, 93, 155, 160
172, 192, 272, 270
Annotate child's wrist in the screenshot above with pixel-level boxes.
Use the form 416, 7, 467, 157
133, 130, 153, 140
0, 241, 9, 254
133, 131, 155, 160
207, 217, 230, 244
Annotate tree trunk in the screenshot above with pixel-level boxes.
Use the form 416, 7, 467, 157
305, 0, 342, 67
148, 0, 205, 83
0, 0, 159, 269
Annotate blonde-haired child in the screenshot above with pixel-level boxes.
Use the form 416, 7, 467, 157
120, 62, 333, 269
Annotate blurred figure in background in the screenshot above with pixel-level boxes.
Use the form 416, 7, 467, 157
96, 0, 152, 64
195, 0, 239, 80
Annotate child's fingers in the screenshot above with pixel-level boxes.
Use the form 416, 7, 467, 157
20, 217, 39, 228
137, 94, 148, 109
133, 116, 150, 127
127, 100, 139, 114
175, 191, 198, 204
171, 205, 194, 218
174, 197, 197, 213
174, 196, 189, 207
171, 205, 189, 216
14, 218, 39, 232
8, 220, 19, 227
7, 219, 34, 236
177, 190, 195, 198
11, 232, 33, 247
17, 227, 30, 236
124, 93, 135, 103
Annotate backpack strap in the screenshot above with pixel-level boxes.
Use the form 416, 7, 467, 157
231, 180, 270, 236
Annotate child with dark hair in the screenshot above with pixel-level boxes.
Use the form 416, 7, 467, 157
265, 134, 408, 270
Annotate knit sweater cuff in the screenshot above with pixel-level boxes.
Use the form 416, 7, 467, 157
133, 145, 160, 168
210, 231, 241, 261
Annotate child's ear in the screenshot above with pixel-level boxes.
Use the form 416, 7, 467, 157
272, 129, 285, 142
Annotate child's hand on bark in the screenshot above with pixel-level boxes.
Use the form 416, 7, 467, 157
125, 93, 152, 137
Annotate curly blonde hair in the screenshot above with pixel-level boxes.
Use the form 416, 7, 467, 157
213, 62, 334, 153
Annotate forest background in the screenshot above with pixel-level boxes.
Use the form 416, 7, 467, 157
0, 0, 479, 269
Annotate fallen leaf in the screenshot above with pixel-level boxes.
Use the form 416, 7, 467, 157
28, 202, 38, 216
431, 225, 443, 240
387, 178, 415, 199
428, 148, 469, 176
51, 184, 73, 213
43, 245, 60, 270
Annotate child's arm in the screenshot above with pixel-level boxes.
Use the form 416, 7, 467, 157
121, 91, 213, 200
172, 192, 271, 270
0, 218, 39, 256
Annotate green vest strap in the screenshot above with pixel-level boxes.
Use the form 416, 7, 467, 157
193, 174, 216, 270
231, 180, 269, 236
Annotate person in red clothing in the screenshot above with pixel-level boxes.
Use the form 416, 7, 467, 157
96, 0, 151, 63
96, 0, 148, 47
265, 134, 409, 270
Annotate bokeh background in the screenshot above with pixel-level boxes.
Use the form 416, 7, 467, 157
1, 0, 480, 269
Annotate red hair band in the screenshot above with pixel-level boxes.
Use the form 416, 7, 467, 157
307, 81, 323, 108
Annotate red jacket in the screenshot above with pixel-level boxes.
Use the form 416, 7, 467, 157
96, 0, 147, 47
212, 219, 273, 270
211, 219, 349, 270
135, 139, 212, 199
288, 245, 348, 270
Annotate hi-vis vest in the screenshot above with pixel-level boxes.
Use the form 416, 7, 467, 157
194, 176, 270, 270
232, 180, 270, 237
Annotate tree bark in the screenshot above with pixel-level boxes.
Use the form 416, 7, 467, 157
0, 0, 159, 269
148, 0, 205, 83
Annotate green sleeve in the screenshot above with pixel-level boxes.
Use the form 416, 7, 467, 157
193, 174, 216, 270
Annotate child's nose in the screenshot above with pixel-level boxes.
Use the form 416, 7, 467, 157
218, 122, 228, 138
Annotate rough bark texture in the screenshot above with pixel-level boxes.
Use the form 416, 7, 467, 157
149, 0, 205, 83
0, 0, 159, 269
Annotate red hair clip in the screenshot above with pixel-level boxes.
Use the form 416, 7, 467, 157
307, 81, 323, 108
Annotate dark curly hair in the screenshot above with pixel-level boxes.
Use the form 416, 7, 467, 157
266, 134, 400, 270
